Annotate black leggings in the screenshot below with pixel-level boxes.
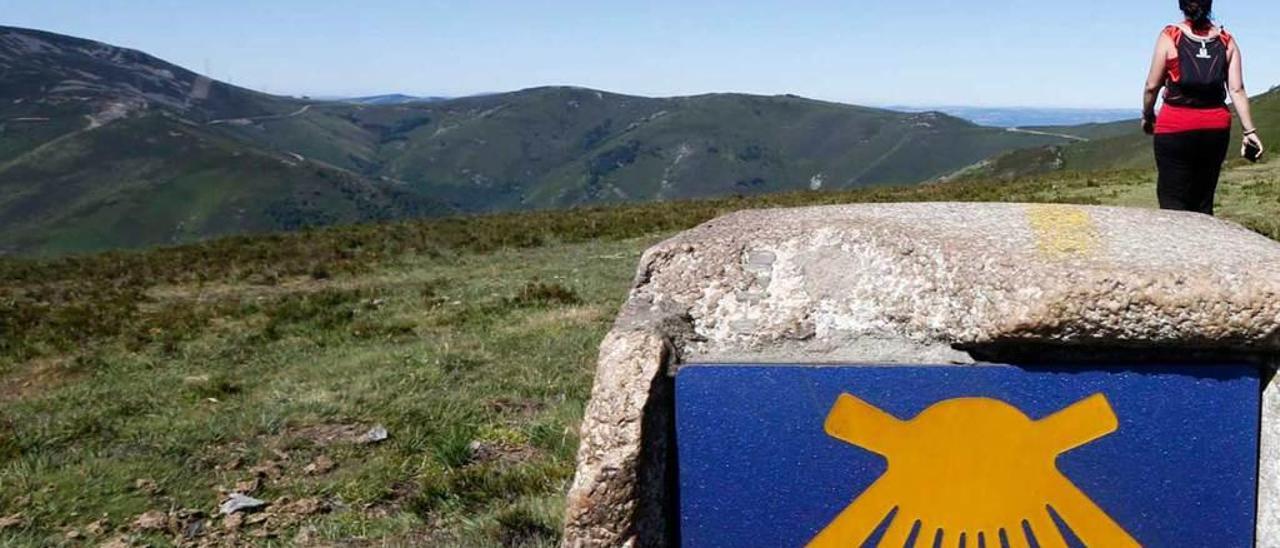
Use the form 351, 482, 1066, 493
1154, 129, 1230, 215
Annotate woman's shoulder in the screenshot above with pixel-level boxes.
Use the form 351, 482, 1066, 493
1220, 28, 1235, 46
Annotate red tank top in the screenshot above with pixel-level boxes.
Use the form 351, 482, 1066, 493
1155, 24, 1233, 134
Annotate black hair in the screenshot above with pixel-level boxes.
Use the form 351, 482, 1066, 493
1179, 0, 1213, 27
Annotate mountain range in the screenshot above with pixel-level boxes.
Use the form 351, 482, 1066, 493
0, 25, 1123, 256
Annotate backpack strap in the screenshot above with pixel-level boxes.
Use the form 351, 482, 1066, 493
1175, 23, 1221, 43
1219, 29, 1235, 49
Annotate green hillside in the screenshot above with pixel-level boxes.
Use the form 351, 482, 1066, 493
0, 26, 1072, 256
0, 113, 451, 255
0, 26, 297, 123
1024, 119, 1136, 141
211, 87, 1074, 211
1, 157, 1278, 546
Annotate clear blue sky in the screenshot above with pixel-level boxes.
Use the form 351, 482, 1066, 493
3, 0, 1278, 108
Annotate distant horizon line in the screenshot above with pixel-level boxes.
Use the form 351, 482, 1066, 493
294, 88, 1136, 112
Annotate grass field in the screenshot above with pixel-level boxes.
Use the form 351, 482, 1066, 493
1, 161, 1277, 546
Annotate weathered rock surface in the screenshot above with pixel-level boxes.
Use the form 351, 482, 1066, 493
642, 202, 1280, 362
563, 203, 1280, 547
563, 330, 673, 547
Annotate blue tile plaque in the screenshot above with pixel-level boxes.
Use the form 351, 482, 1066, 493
676, 364, 1260, 547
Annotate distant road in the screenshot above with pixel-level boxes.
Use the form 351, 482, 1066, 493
1006, 127, 1089, 142
208, 104, 312, 126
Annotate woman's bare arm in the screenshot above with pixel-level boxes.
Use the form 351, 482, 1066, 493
1228, 39, 1264, 156
1142, 33, 1172, 134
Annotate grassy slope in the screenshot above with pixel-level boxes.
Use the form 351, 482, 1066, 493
1024, 119, 1136, 141
1, 159, 1277, 546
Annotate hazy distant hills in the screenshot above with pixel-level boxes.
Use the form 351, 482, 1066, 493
0, 25, 1074, 256
892, 106, 1135, 128
341, 94, 450, 105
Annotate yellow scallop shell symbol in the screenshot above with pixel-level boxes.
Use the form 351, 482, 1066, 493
810, 393, 1141, 548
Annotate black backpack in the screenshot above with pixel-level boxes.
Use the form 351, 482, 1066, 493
1164, 25, 1229, 108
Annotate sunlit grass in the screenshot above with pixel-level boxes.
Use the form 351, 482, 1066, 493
1, 161, 1277, 545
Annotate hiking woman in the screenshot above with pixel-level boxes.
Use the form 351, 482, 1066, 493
1142, 0, 1264, 215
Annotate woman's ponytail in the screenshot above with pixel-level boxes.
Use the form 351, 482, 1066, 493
1179, 0, 1213, 27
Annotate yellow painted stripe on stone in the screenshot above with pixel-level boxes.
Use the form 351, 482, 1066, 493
1026, 204, 1099, 258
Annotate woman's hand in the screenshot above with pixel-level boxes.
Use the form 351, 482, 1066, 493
1243, 132, 1265, 160
1142, 116, 1156, 135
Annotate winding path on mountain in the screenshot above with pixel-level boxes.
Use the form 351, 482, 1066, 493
1006, 127, 1090, 142
207, 103, 312, 126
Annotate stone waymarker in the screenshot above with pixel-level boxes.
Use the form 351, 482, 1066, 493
562, 203, 1280, 547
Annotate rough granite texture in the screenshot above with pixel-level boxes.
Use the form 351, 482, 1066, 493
562, 330, 674, 547
1262, 368, 1280, 546
562, 203, 1280, 547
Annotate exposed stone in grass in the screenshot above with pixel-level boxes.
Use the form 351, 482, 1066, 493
360, 425, 389, 445
248, 459, 284, 481
485, 397, 547, 418
280, 496, 328, 518
132, 478, 160, 496
186, 495, 332, 545
132, 510, 169, 532
467, 439, 541, 467
85, 517, 110, 536
219, 493, 267, 515
180, 513, 205, 541
292, 526, 319, 546
303, 454, 335, 476
99, 535, 132, 548
232, 478, 261, 495
284, 423, 371, 447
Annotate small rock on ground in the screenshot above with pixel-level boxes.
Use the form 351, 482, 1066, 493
361, 425, 389, 444
220, 493, 267, 515
132, 510, 168, 532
